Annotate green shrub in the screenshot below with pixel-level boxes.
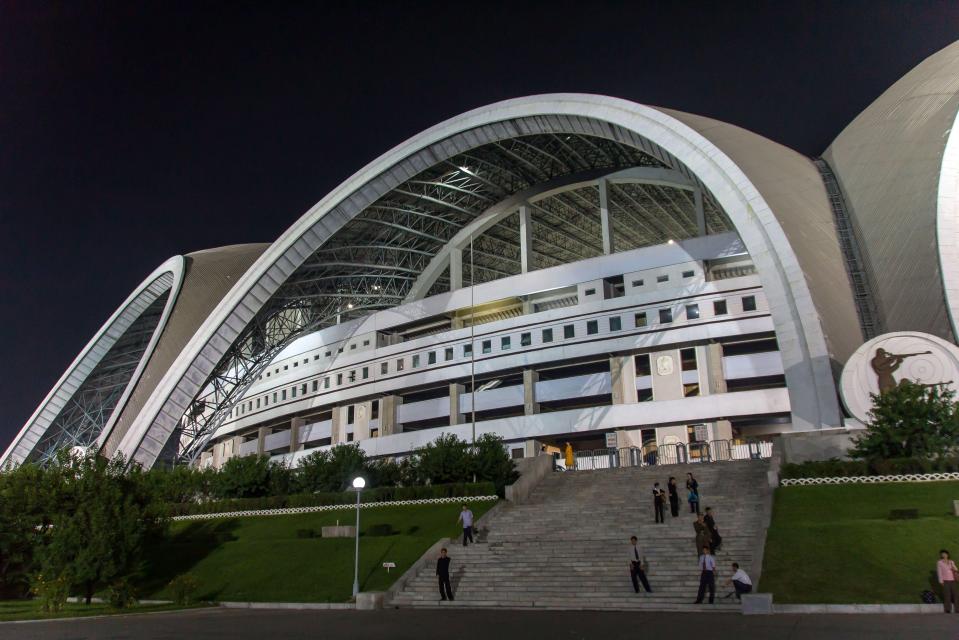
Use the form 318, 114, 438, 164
780, 456, 959, 479
30, 573, 69, 613
167, 573, 199, 606
367, 523, 395, 536
295, 529, 316, 538
106, 578, 138, 609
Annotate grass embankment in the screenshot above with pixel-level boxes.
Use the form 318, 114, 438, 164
138, 501, 493, 603
760, 482, 959, 603
0, 601, 206, 623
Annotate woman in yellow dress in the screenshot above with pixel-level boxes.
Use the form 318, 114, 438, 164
564, 442, 574, 469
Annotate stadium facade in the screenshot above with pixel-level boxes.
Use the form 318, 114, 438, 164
4, 41, 959, 470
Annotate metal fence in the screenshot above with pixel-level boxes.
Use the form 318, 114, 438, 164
567, 439, 772, 471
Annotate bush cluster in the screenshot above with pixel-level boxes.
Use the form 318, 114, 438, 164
780, 456, 959, 479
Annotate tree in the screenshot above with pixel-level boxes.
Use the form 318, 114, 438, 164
851, 380, 959, 460
412, 434, 473, 485
296, 444, 366, 493
471, 433, 519, 494
0, 462, 48, 598
39, 451, 162, 604
213, 454, 273, 499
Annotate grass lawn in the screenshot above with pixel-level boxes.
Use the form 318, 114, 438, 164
760, 481, 959, 603
137, 501, 493, 603
0, 600, 206, 622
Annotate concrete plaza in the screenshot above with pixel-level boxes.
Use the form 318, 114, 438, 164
0, 607, 952, 640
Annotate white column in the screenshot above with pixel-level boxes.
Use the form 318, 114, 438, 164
450, 247, 463, 291
519, 204, 533, 273
694, 189, 706, 237
599, 179, 613, 255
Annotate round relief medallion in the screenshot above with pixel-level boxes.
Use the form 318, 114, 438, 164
656, 355, 674, 376
840, 332, 959, 423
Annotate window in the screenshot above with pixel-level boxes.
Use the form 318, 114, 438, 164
683, 383, 700, 397
347, 406, 355, 424
381, 362, 388, 375
337, 347, 343, 354
291, 386, 297, 398
681, 347, 697, 371
325, 351, 331, 357
324, 377, 330, 389
445, 347, 454, 361
314, 354, 320, 360
521, 332, 531, 347
586, 319, 599, 335
312, 380, 318, 392
293, 361, 298, 367
635, 354, 651, 376
638, 388, 653, 402
564, 324, 575, 339
542, 328, 553, 343
263, 396, 268, 406
256, 399, 260, 409
362, 366, 369, 379
463, 344, 473, 357
363, 340, 370, 346
273, 392, 278, 402
609, 316, 622, 331
347, 432, 354, 442
656, 274, 669, 283
275, 368, 279, 374
501, 336, 511, 350
301, 383, 307, 395
284, 365, 288, 370
688, 424, 708, 442
337, 373, 343, 385
632, 279, 644, 287
742, 295, 757, 312
682, 270, 695, 278
634, 312, 647, 328
713, 299, 728, 316
412, 354, 421, 368
482, 340, 492, 354
370, 428, 379, 438
686, 304, 700, 320
659, 308, 673, 323
396, 358, 405, 371
584, 288, 596, 296
428, 351, 437, 365
371, 400, 379, 419
350, 343, 356, 350
348, 370, 356, 383
266, 372, 271, 377
281, 390, 287, 400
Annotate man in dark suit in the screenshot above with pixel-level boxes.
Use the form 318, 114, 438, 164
436, 548, 454, 601
628, 536, 652, 595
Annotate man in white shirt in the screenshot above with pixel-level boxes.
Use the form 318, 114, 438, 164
694, 545, 716, 604
627, 536, 652, 594
725, 562, 752, 599
457, 505, 474, 546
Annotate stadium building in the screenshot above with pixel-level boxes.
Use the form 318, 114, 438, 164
4, 41, 959, 470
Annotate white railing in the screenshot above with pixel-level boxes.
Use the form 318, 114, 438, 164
562, 439, 772, 471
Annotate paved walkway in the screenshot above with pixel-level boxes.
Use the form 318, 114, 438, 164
0, 607, 953, 639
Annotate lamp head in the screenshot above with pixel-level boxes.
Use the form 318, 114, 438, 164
352, 477, 366, 490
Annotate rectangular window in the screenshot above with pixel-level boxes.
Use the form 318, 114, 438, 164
348, 370, 356, 383
635, 354, 651, 376
347, 432, 354, 442
381, 362, 388, 375
686, 304, 700, 320
362, 366, 369, 379
609, 316, 622, 331
521, 332, 531, 347
584, 288, 596, 296
370, 428, 379, 438
412, 354, 421, 368
586, 319, 599, 335
564, 324, 575, 339
273, 392, 278, 402
293, 361, 298, 367
314, 354, 320, 361
371, 400, 379, 419
347, 406, 355, 424
445, 347, 454, 361
681, 347, 697, 371
263, 396, 268, 406
683, 383, 700, 397
713, 299, 728, 316
324, 377, 330, 389
337, 373, 343, 385
742, 295, 757, 312
634, 312, 647, 328
291, 386, 297, 398
325, 351, 331, 357
303, 358, 308, 365
338, 347, 343, 353
363, 340, 370, 346
637, 388, 654, 402
659, 308, 673, 323
266, 372, 271, 377
396, 358, 405, 371
632, 279, 644, 287
281, 390, 287, 400
682, 270, 695, 278
482, 340, 492, 354
283, 365, 288, 370
301, 383, 307, 395
428, 351, 437, 365
350, 343, 356, 350
256, 399, 260, 409
501, 336, 511, 350
312, 380, 318, 392
656, 274, 669, 283
463, 344, 473, 357
542, 328, 553, 343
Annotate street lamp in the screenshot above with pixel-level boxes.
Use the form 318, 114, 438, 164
351, 476, 366, 598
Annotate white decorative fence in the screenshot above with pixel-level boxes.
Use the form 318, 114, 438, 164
780, 472, 959, 486
171, 495, 499, 522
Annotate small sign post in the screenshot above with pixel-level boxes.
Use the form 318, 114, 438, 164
382, 562, 396, 573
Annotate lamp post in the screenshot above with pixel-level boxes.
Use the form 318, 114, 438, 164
351, 476, 366, 598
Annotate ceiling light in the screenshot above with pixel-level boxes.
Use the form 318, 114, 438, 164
347, 303, 354, 309
667, 239, 675, 245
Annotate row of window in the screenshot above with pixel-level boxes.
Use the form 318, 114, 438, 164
229, 292, 761, 422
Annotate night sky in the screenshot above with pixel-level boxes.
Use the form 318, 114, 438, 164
1, 1, 957, 451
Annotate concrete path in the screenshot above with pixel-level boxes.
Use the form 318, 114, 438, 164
0, 607, 953, 639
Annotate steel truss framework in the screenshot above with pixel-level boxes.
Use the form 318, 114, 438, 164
31, 293, 171, 464
175, 133, 735, 464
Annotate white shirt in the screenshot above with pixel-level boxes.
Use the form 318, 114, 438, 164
731, 569, 752, 585
628, 544, 642, 563
699, 554, 716, 571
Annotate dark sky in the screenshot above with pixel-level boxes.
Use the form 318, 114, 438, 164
1, 0, 957, 451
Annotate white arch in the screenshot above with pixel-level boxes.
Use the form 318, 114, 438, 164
938, 108, 959, 341
118, 94, 842, 468
1, 255, 186, 466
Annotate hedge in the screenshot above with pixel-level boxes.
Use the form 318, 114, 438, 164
780, 456, 959, 480
163, 481, 497, 517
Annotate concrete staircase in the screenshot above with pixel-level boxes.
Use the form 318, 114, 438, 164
391, 459, 772, 611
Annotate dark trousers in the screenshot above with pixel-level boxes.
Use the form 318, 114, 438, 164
630, 562, 652, 593
733, 580, 752, 599
669, 497, 679, 517
654, 501, 665, 523
438, 574, 453, 600
943, 580, 957, 613
689, 499, 700, 514
462, 527, 473, 546
696, 570, 715, 603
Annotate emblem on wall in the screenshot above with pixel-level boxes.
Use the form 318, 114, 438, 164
656, 355, 674, 377
839, 332, 959, 423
